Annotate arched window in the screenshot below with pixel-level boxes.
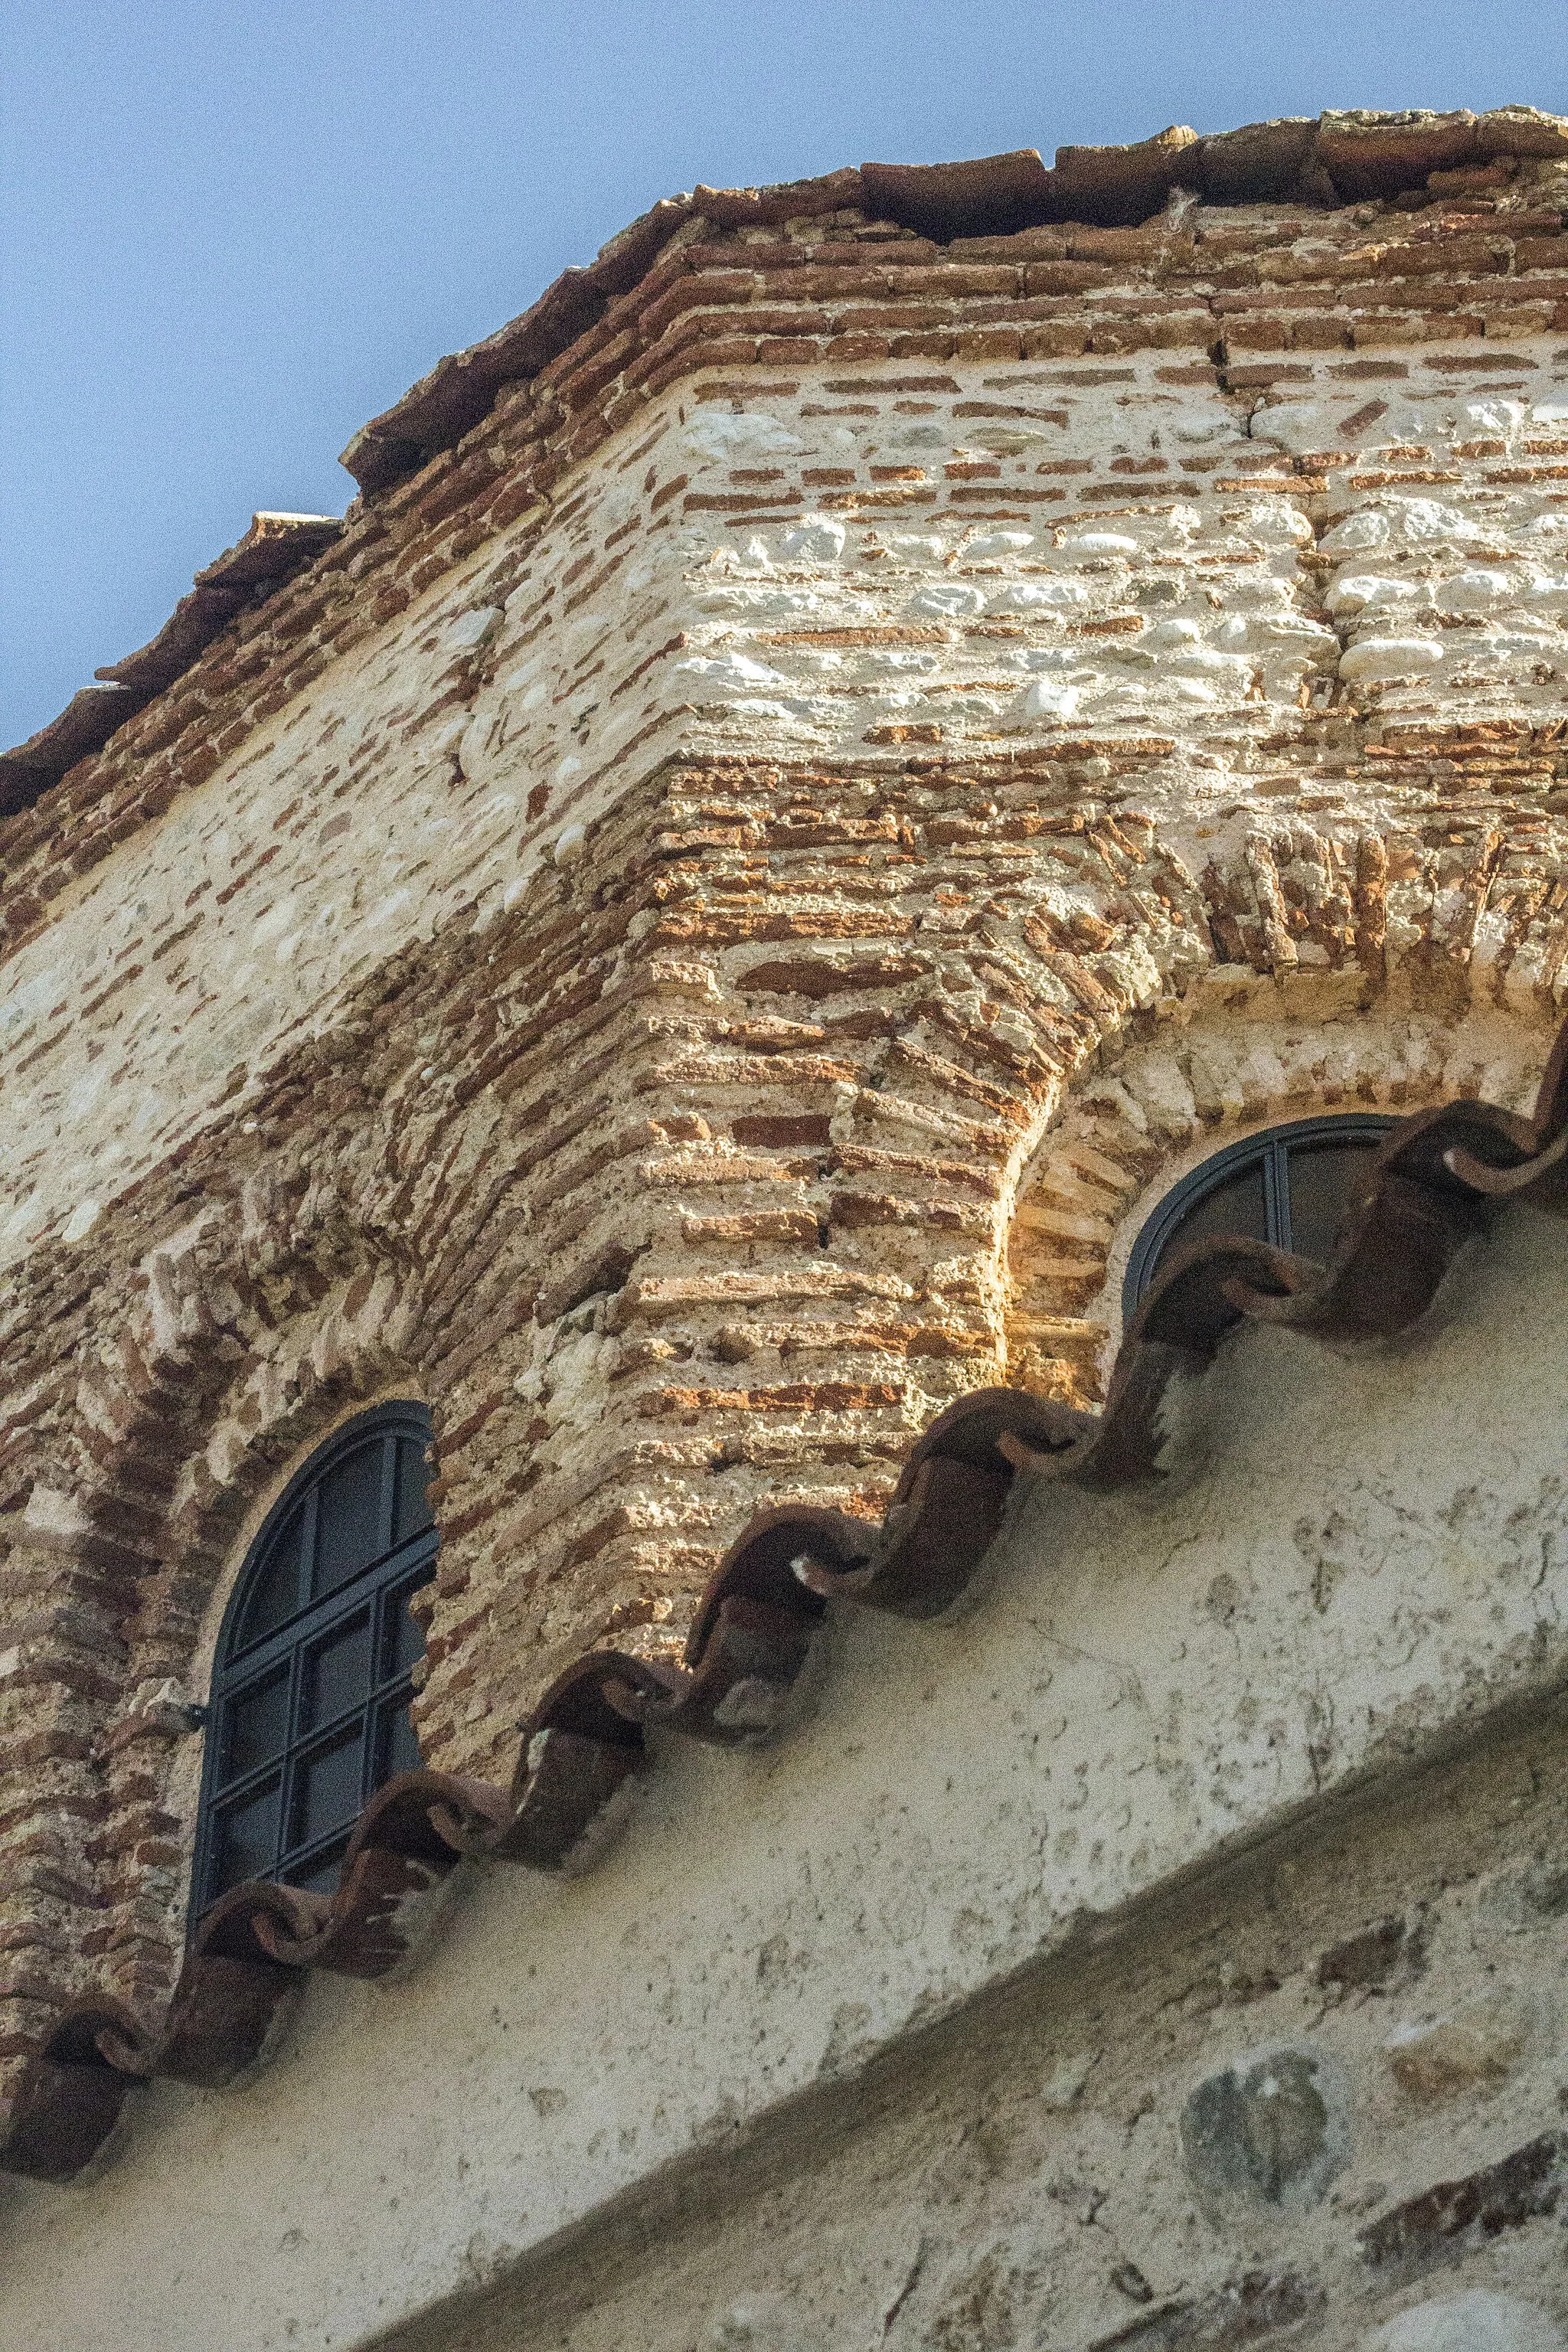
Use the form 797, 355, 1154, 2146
1123, 1113, 1399, 1315
193, 1403, 438, 1916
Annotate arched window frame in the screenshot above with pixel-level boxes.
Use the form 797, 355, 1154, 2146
191, 1402, 438, 1920
1122, 1112, 1400, 1318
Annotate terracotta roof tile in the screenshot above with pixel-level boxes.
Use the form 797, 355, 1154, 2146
6, 104, 1567, 815
0, 513, 340, 812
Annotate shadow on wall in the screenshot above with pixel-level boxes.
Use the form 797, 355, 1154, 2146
8, 1000, 1568, 2184
1005, 984, 1553, 1404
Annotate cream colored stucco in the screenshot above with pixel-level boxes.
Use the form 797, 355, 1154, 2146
4, 1204, 1567, 2350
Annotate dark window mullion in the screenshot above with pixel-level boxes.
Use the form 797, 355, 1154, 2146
228, 1528, 436, 1671
368, 1582, 392, 1801
279, 1799, 355, 1880
377, 1433, 397, 1560
360, 1694, 377, 1811
221, 1619, 303, 1683
277, 1759, 317, 1877
194, 1806, 211, 1914
394, 1530, 438, 1581
366, 1560, 396, 1805
1125, 1114, 1401, 1319
371, 1662, 416, 1708
198, 1404, 436, 1923
299, 1487, 319, 1611
224, 1620, 430, 1807
210, 1747, 283, 1807
280, 1824, 354, 1883
1265, 1139, 1292, 1253
289, 1687, 379, 1751
279, 1640, 309, 1877
281, 1711, 367, 1871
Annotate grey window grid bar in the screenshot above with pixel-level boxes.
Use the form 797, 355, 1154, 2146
193, 1407, 436, 1919
1122, 1112, 1400, 1318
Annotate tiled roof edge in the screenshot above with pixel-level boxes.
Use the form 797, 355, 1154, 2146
339, 104, 1568, 495
5, 103, 1566, 823
6, 1011, 1568, 2184
0, 512, 342, 818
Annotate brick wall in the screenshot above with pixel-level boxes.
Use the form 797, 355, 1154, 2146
3, 143, 1568, 2097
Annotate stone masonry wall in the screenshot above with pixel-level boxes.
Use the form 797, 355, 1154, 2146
3, 140, 1568, 2108
387, 1705, 1568, 2352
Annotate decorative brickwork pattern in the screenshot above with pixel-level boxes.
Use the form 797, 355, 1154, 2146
3, 106, 1568, 2158
6, 1016, 1568, 2183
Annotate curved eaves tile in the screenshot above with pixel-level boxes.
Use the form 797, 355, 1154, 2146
6, 1017, 1568, 2182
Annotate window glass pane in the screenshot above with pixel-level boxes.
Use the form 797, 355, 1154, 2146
380, 1698, 423, 1779
381, 1583, 429, 1680
1157, 1158, 1269, 1278
221, 1669, 289, 1784
201, 1407, 441, 1919
312, 1441, 387, 1596
213, 1776, 281, 1893
292, 1725, 365, 1847
303, 1612, 373, 1730
236, 1504, 305, 1651
1287, 1138, 1380, 1264
393, 1435, 434, 1544
283, 1838, 351, 1898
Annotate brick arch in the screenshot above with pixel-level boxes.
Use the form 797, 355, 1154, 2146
0, 1196, 432, 2064
93, 1277, 432, 2024
0, 1045, 571, 2099
606, 790, 1568, 1612
982, 797, 1568, 1407
0, 1023, 595, 2076
1003, 983, 1557, 1409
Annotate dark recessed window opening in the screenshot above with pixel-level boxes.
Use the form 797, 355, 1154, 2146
1123, 1114, 1398, 1318
193, 1403, 437, 1919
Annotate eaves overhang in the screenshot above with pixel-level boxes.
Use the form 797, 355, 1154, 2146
5, 1005, 1568, 2184
5, 103, 1566, 818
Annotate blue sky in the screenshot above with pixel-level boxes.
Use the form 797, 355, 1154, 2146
2, 0, 1564, 745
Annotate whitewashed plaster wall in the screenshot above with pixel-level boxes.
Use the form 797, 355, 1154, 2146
2, 1203, 1567, 2351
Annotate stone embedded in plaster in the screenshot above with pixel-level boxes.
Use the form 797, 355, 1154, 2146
1383, 1991, 1533, 2103
1316, 1913, 1423, 1993
1180, 2043, 1350, 2215
701, 2295, 805, 2351
60, 1200, 100, 1244
446, 604, 505, 650
1340, 637, 1446, 682
1039, 2047, 1100, 2109
1486, 1860, 1568, 1929
1364, 2292, 1566, 2352
1358, 2132, 1566, 2273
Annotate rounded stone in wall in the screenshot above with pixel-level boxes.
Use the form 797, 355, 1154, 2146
1483, 1857, 1568, 1930
1363, 2290, 1566, 2352
1180, 2042, 1350, 2216
702, 2293, 805, 2350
